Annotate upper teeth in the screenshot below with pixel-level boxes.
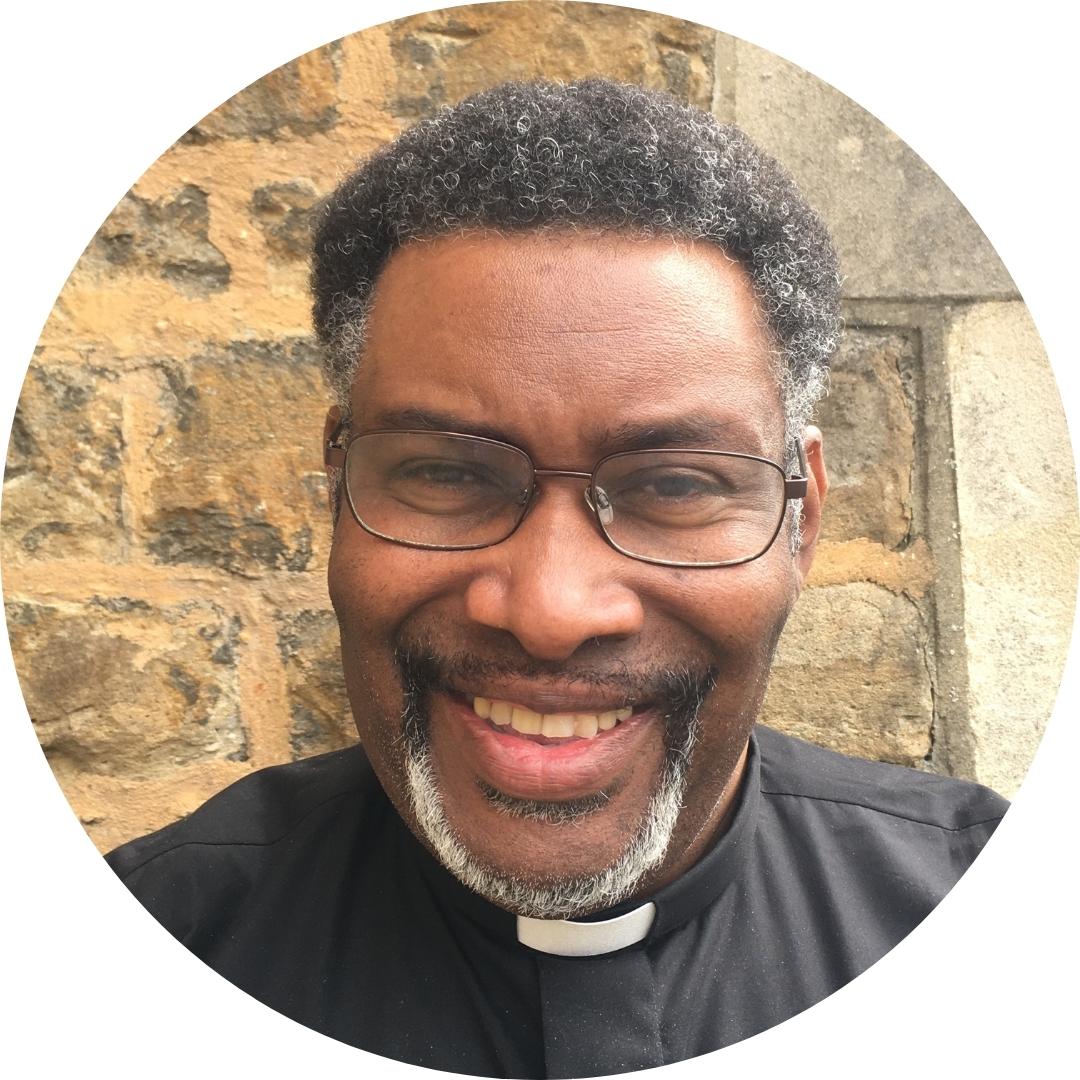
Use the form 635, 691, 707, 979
473, 697, 633, 739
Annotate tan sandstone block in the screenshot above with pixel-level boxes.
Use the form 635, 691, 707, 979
384, 2, 716, 120
948, 302, 1079, 795
808, 537, 934, 598
185, 42, 342, 142
815, 328, 915, 547
276, 608, 355, 759
8, 595, 246, 780
138, 338, 331, 577
64, 762, 254, 854
3, 359, 125, 564
760, 582, 933, 764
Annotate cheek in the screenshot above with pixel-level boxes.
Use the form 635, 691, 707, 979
327, 531, 474, 730
328, 529, 433, 636
655, 557, 798, 660
327, 538, 415, 719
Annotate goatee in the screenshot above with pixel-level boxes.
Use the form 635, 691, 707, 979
394, 644, 717, 919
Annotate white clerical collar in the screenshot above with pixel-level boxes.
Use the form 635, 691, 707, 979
516, 902, 657, 957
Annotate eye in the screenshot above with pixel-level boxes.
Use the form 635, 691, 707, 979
384, 456, 514, 516
645, 472, 725, 499
617, 467, 735, 502
398, 459, 492, 487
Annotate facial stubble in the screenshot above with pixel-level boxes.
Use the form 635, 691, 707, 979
396, 647, 718, 919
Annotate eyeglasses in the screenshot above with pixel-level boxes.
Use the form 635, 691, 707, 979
325, 426, 808, 569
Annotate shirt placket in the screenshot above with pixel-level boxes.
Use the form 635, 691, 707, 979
536, 949, 664, 1078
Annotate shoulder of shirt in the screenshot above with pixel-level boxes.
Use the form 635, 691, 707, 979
105, 744, 378, 879
754, 724, 1009, 831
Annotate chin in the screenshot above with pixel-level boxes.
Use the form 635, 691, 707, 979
402, 703, 698, 920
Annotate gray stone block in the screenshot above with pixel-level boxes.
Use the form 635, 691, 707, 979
734, 40, 1015, 300
947, 302, 1079, 795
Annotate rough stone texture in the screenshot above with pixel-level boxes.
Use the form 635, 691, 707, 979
184, 44, 341, 142
761, 583, 933, 765
2, 359, 125, 563
82, 185, 230, 297
276, 609, 355, 759
251, 180, 321, 262
734, 40, 1016, 300
947, 303, 1080, 795
7, 596, 246, 781
385, 3, 717, 120
56, 762, 253, 856
140, 338, 330, 577
816, 329, 916, 547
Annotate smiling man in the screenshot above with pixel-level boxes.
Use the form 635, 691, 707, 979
107, 79, 1007, 1076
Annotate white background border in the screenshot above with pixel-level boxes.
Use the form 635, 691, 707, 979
2, 2, 1076, 1076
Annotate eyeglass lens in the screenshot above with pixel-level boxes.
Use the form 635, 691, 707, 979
344, 432, 788, 564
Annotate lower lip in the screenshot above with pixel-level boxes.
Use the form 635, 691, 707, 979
436, 694, 661, 801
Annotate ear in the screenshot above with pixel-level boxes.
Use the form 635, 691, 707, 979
323, 405, 344, 517
794, 425, 828, 589
324, 405, 343, 456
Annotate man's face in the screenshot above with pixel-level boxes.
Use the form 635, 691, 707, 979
328, 231, 825, 914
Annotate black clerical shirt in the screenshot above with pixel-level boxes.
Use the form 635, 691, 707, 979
106, 726, 1007, 1077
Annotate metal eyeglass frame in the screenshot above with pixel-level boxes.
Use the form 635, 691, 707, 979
324, 422, 809, 569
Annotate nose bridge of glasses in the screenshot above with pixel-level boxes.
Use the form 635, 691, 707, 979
532, 468, 593, 481
528, 468, 606, 526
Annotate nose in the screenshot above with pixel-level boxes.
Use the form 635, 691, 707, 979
463, 483, 646, 661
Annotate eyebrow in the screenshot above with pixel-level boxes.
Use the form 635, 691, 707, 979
365, 407, 771, 456
366, 408, 513, 443
596, 414, 767, 453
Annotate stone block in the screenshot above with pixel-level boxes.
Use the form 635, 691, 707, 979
276, 608, 355, 759
948, 302, 1079, 794
2, 360, 125, 563
251, 180, 321, 262
385, 2, 716, 120
760, 582, 933, 764
734, 41, 1014, 299
815, 328, 916, 547
60, 764, 252, 854
140, 338, 331, 577
7, 596, 246, 780
185, 43, 341, 141
81, 185, 229, 297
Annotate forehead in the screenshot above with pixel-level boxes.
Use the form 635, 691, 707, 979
353, 231, 783, 457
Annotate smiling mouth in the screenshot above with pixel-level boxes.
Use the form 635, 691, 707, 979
471, 696, 635, 740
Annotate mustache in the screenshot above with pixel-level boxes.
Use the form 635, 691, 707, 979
395, 642, 718, 706
394, 641, 718, 756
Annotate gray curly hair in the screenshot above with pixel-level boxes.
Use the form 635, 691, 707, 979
311, 77, 841, 453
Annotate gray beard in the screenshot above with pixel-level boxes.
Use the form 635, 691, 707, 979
396, 650, 713, 919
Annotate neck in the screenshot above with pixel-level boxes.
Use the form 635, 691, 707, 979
623, 737, 750, 903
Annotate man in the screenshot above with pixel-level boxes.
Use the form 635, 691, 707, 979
107, 79, 1007, 1077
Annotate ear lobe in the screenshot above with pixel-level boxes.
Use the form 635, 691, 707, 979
324, 405, 343, 452
794, 425, 828, 587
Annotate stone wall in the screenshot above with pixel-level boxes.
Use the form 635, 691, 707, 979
3, 2, 1076, 853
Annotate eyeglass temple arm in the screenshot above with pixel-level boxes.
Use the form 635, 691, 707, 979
325, 419, 347, 470
783, 440, 809, 500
